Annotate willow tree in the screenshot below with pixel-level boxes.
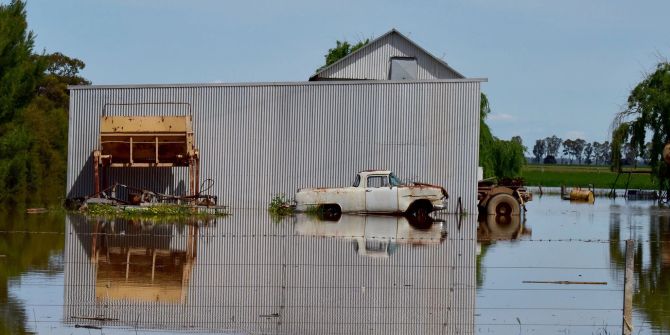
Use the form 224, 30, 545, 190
611, 62, 670, 188
479, 93, 525, 179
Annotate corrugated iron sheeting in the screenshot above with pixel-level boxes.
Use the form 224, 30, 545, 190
315, 33, 462, 80
63, 211, 476, 334
68, 80, 481, 213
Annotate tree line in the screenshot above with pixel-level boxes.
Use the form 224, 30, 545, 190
530, 134, 656, 167
0, 0, 89, 207
531, 136, 612, 165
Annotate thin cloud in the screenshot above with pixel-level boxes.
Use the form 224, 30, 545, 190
489, 113, 514, 121
565, 130, 586, 139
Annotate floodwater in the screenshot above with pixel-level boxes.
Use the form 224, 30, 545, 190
0, 195, 668, 334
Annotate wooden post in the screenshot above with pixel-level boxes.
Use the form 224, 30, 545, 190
93, 151, 100, 195
622, 239, 634, 335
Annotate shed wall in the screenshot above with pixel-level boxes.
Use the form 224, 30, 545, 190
68, 80, 480, 213
315, 33, 463, 80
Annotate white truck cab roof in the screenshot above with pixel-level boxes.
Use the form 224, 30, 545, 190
358, 170, 392, 178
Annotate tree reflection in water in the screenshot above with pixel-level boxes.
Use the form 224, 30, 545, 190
610, 206, 670, 332
0, 210, 65, 335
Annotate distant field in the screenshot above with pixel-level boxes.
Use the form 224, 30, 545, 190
521, 164, 658, 190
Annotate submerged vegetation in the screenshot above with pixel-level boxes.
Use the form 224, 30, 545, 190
82, 203, 228, 221
268, 194, 295, 221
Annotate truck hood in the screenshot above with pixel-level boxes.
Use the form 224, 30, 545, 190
412, 182, 449, 199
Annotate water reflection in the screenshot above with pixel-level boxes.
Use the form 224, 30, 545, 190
477, 215, 531, 244
0, 210, 65, 335
63, 211, 477, 334
89, 220, 197, 304
294, 214, 447, 258
610, 206, 670, 332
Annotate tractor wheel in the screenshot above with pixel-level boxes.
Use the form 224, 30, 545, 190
486, 194, 520, 216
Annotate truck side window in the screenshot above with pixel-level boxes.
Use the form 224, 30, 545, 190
367, 176, 389, 188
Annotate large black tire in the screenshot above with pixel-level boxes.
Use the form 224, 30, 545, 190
407, 201, 433, 229
319, 204, 342, 221
486, 194, 520, 216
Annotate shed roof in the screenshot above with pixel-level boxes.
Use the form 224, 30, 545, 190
310, 29, 465, 81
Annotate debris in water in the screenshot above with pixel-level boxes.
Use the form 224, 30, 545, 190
71, 316, 119, 321
522, 280, 607, 285
25, 208, 48, 214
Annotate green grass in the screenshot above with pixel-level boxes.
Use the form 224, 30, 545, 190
521, 164, 658, 190
268, 194, 295, 222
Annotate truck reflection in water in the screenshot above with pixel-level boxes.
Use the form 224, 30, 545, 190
64, 211, 476, 334
294, 214, 447, 258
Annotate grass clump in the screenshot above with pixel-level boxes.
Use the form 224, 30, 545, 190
268, 194, 294, 220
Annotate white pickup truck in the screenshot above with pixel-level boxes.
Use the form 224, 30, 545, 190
295, 170, 448, 217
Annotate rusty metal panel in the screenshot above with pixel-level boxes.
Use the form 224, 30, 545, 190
313, 30, 464, 81
99, 115, 195, 167
67, 80, 481, 214
63, 211, 476, 333
100, 116, 191, 133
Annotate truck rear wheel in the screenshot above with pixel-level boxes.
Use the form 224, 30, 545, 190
486, 194, 520, 216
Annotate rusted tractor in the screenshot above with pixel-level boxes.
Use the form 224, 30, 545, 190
477, 178, 532, 216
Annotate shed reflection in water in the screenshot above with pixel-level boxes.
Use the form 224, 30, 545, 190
90, 220, 197, 304
63, 211, 477, 334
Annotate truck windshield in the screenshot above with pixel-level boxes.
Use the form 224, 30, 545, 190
389, 173, 404, 186
352, 174, 361, 187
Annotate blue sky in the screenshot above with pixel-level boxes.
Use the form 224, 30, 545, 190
18, 0, 670, 145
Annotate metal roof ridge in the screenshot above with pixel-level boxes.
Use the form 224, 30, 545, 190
68, 78, 488, 90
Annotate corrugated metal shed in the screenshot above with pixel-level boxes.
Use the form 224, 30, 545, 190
63, 211, 476, 334
67, 79, 483, 213
311, 29, 464, 81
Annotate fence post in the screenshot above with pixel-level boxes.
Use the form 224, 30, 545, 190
622, 239, 634, 335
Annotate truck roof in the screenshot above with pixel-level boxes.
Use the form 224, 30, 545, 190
359, 170, 392, 176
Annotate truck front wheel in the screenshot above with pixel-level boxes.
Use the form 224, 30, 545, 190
408, 201, 432, 221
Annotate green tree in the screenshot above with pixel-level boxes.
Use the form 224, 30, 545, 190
0, 0, 43, 123
479, 93, 525, 179
479, 93, 496, 178
611, 62, 670, 185
0, 1, 89, 206
532, 139, 546, 163
317, 39, 369, 72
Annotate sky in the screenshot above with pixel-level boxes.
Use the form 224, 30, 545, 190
16, 0, 670, 145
